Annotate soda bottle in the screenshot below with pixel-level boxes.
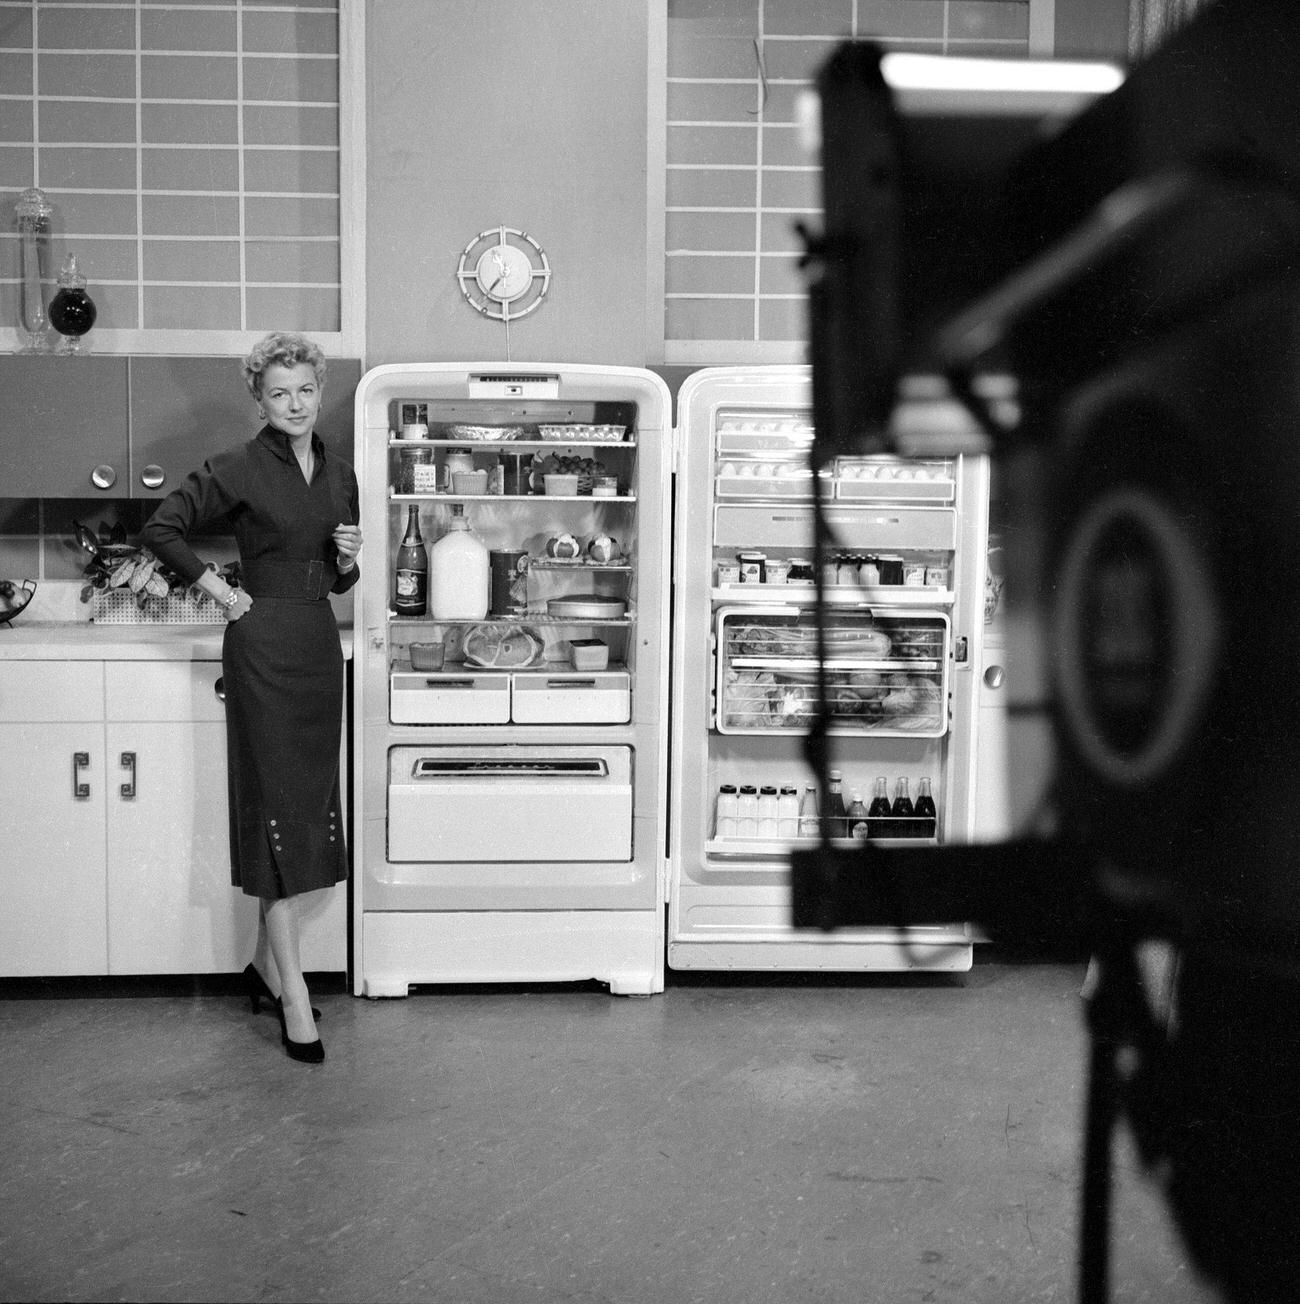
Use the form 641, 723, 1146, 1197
394, 505, 428, 615
797, 783, 819, 838
891, 776, 914, 817
914, 777, 937, 820
826, 769, 848, 839
867, 776, 891, 818
716, 784, 739, 839
846, 789, 870, 840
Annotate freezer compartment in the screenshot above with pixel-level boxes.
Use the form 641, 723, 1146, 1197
511, 671, 630, 723
715, 607, 949, 737
390, 669, 511, 724
387, 744, 632, 862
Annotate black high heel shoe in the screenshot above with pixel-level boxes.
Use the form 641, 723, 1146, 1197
275, 1000, 325, 1064
243, 963, 320, 1020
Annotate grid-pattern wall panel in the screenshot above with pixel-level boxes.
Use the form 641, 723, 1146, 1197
0, 0, 342, 337
665, 0, 1031, 350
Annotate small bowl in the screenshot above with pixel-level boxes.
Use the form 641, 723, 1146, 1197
543, 474, 579, 496
408, 642, 444, 671
568, 638, 609, 671
452, 470, 488, 495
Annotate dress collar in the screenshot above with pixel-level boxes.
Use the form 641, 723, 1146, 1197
256, 423, 326, 466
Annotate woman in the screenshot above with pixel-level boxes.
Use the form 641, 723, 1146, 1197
143, 332, 362, 1064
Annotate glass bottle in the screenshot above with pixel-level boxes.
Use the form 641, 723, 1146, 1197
48, 252, 97, 354
428, 504, 489, 620
757, 785, 779, 838
914, 776, 937, 820
394, 505, 428, 615
867, 775, 892, 818
736, 784, 759, 838
797, 783, 819, 838
715, 783, 739, 839
891, 776, 914, 817
826, 769, 848, 839
777, 785, 800, 838
16, 187, 53, 353
846, 789, 870, 840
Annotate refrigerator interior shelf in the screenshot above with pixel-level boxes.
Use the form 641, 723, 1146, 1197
712, 585, 954, 606
388, 437, 637, 450
728, 655, 943, 672
715, 479, 816, 500
390, 492, 638, 503
530, 559, 633, 571
703, 835, 940, 858
390, 611, 634, 627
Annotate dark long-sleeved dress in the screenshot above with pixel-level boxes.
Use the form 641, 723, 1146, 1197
142, 425, 359, 900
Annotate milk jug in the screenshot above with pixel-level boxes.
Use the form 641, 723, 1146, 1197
428, 504, 489, 620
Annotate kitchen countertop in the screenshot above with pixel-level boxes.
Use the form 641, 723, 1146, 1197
0, 623, 354, 661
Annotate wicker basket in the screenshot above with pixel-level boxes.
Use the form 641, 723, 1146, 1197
92, 588, 226, 625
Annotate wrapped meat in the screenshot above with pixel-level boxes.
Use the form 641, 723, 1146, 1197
461, 624, 545, 669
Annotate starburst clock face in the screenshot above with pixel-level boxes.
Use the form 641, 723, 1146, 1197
457, 226, 551, 321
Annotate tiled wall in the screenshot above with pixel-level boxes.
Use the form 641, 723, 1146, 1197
0, 0, 342, 336
664, 0, 1032, 348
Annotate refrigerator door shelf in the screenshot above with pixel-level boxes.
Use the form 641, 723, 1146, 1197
711, 584, 955, 607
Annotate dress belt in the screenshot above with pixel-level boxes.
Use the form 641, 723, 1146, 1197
242, 559, 333, 600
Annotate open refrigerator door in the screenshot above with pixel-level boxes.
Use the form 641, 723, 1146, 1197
667, 365, 993, 972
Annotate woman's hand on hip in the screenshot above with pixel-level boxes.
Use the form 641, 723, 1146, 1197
224, 590, 254, 622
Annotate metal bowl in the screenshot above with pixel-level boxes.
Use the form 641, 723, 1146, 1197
0, 578, 37, 626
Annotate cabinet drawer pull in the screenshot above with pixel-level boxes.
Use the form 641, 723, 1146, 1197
91, 464, 117, 490
140, 464, 166, 490
73, 751, 90, 799
120, 751, 136, 800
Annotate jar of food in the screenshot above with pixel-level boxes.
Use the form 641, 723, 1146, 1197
787, 559, 814, 585
716, 559, 741, 586
903, 560, 927, 587
397, 446, 433, 493
738, 551, 766, 583
765, 558, 791, 585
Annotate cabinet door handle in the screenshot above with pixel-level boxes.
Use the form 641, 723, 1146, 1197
91, 464, 118, 491
73, 751, 90, 799
120, 751, 136, 800
214, 676, 226, 702
140, 464, 166, 490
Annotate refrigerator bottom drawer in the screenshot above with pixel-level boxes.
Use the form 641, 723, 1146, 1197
391, 671, 510, 724
387, 744, 632, 862
511, 672, 630, 723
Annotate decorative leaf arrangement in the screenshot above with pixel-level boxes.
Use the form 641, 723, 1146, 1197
74, 519, 241, 609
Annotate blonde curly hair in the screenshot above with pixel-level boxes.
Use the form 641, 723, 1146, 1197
241, 332, 326, 400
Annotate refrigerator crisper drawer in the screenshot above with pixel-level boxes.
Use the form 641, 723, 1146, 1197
387, 745, 633, 863
511, 672, 630, 723
391, 670, 510, 724
714, 606, 949, 737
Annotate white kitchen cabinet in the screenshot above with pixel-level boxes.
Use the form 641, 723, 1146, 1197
0, 661, 110, 975
0, 658, 346, 977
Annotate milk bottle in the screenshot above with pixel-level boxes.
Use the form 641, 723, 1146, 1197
428, 504, 489, 620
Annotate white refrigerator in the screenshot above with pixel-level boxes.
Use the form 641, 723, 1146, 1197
352, 364, 672, 996
666, 366, 993, 973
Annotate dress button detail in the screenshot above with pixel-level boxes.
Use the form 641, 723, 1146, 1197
270, 819, 277, 827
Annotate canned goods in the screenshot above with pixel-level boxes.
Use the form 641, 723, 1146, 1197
903, 562, 927, 587
925, 564, 951, 588
717, 559, 741, 586
765, 558, 791, 584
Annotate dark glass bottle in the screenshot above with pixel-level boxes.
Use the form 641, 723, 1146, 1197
890, 776, 914, 818
826, 769, 848, 839
394, 505, 428, 615
867, 776, 892, 818
914, 777, 937, 820
48, 253, 97, 353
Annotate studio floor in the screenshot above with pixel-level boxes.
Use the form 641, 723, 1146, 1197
0, 956, 1217, 1304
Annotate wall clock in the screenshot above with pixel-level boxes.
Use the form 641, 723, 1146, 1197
457, 226, 551, 322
